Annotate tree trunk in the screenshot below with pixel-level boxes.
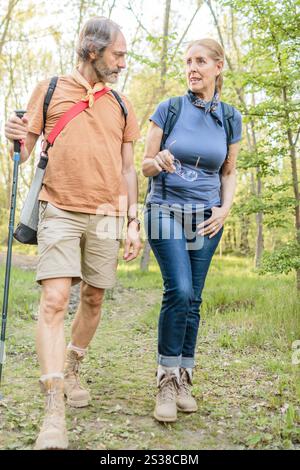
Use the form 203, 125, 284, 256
239, 215, 250, 255
139, 0, 172, 272
160, 0, 171, 94
255, 210, 264, 268
224, 228, 233, 252
219, 235, 223, 257
0, 0, 19, 58
250, 98, 264, 268
281, 82, 300, 289
286, 125, 300, 290
140, 240, 151, 272
232, 221, 237, 250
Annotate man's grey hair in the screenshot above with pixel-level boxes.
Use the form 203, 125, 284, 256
76, 16, 122, 62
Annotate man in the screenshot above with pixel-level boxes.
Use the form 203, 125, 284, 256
5, 16, 141, 450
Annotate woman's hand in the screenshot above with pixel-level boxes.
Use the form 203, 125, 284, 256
153, 150, 176, 173
142, 122, 176, 177
197, 206, 229, 238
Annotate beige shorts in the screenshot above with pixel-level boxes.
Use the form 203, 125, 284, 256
36, 201, 125, 288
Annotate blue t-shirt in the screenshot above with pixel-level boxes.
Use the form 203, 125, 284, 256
147, 94, 242, 211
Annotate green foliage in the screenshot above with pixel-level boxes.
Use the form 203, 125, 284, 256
260, 240, 300, 275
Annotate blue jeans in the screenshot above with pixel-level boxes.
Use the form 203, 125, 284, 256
144, 204, 224, 369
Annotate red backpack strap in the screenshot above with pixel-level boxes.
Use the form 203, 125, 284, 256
45, 86, 111, 150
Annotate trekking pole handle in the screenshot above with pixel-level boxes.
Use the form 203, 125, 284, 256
14, 110, 27, 153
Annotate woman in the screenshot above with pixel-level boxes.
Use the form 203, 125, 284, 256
142, 39, 242, 423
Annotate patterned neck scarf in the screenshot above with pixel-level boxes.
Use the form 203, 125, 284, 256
71, 67, 105, 107
187, 88, 220, 113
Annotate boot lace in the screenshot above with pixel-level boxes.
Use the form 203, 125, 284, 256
158, 374, 179, 403
178, 370, 192, 397
43, 389, 65, 430
65, 352, 85, 390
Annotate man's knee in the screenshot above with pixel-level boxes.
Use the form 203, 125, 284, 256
40, 280, 70, 325
81, 283, 105, 312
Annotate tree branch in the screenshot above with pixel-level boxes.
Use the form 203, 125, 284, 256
0, 0, 20, 57
169, 2, 203, 61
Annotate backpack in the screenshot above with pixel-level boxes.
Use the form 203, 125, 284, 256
13, 78, 128, 245
145, 96, 235, 202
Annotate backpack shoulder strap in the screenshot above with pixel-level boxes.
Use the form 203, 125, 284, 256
161, 96, 183, 150
110, 89, 128, 125
42, 76, 59, 135
144, 96, 183, 205
221, 102, 235, 158
46, 87, 111, 150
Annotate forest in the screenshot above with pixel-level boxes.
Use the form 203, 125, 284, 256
0, 0, 299, 451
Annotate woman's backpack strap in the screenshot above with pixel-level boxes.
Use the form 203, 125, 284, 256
161, 96, 183, 150
145, 96, 183, 204
220, 102, 235, 158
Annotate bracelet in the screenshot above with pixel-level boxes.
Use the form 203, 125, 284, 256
127, 216, 141, 231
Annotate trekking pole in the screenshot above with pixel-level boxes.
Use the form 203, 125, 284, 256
0, 110, 26, 398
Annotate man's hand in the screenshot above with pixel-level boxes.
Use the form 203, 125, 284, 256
5, 113, 28, 142
5, 113, 29, 161
123, 222, 142, 262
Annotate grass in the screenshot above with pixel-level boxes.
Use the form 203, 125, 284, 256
0, 253, 299, 450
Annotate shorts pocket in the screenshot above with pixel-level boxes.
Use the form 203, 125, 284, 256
38, 201, 48, 223
44, 202, 59, 218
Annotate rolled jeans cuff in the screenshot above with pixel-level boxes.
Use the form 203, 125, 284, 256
181, 356, 195, 368
157, 354, 182, 367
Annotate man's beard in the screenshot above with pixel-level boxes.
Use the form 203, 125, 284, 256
92, 58, 121, 84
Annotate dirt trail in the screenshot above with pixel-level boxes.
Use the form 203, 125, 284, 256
0, 252, 38, 270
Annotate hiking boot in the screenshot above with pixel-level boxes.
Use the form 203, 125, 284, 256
34, 376, 68, 450
64, 348, 91, 408
176, 368, 198, 412
154, 369, 179, 422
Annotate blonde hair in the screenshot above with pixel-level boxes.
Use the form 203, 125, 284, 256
185, 38, 225, 95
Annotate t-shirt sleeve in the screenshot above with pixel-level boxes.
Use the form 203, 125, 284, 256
229, 107, 242, 144
149, 99, 170, 130
26, 79, 50, 136
122, 97, 141, 142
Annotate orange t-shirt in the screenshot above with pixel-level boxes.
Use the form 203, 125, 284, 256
26, 75, 140, 216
